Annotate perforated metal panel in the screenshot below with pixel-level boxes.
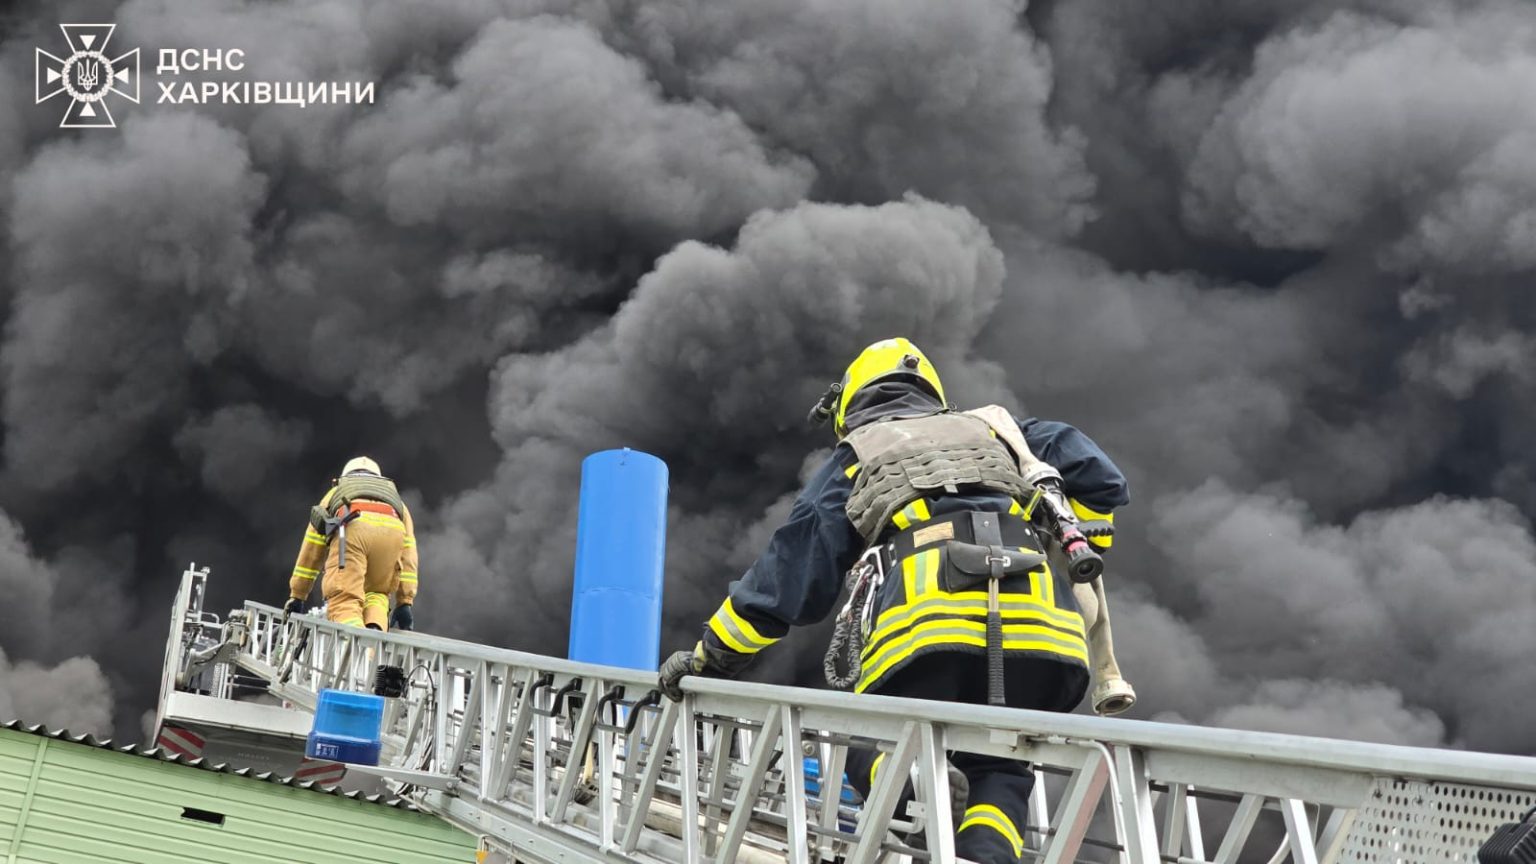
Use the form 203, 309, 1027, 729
1338, 778, 1536, 863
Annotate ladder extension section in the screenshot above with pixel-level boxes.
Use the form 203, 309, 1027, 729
160, 568, 1536, 864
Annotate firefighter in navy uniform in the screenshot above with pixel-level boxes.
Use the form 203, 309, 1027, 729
658, 338, 1129, 864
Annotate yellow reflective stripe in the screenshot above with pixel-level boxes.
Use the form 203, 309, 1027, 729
355, 514, 405, 529
870, 752, 886, 787
862, 616, 1089, 670
338, 617, 365, 627
364, 593, 390, 609
398, 572, 418, 583
291, 571, 317, 582
293, 565, 319, 577
722, 598, 773, 647
304, 530, 327, 547
915, 548, 938, 596
858, 620, 1089, 692
891, 499, 932, 531
959, 805, 1024, 857
862, 599, 1085, 661
402, 537, 416, 548
900, 549, 941, 600
1069, 499, 1112, 522
1070, 499, 1115, 549
876, 573, 1081, 634
708, 598, 778, 654
707, 617, 751, 653
844, 463, 861, 479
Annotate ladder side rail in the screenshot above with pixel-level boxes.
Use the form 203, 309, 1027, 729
153, 566, 207, 741
239, 598, 1536, 791
227, 599, 1536, 864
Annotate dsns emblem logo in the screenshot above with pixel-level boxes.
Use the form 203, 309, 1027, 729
35, 24, 140, 128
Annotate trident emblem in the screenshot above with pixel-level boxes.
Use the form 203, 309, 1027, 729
77, 59, 100, 90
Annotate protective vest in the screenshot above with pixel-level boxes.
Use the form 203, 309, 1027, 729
843, 412, 1032, 544
309, 474, 406, 533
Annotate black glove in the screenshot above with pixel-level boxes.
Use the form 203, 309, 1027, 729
390, 604, 414, 632
658, 643, 707, 701
283, 597, 306, 616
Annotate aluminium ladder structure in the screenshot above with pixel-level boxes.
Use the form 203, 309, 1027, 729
157, 565, 1536, 864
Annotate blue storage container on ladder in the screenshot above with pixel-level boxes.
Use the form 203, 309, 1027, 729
305, 688, 384, 765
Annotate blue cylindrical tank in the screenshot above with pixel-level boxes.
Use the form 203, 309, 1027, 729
568, 448, 669, 670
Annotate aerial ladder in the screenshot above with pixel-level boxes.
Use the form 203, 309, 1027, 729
157, 564, 1536, 864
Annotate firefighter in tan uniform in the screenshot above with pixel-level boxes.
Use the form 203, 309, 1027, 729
285, 456, 419, 632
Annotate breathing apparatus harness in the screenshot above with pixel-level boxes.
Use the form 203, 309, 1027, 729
307, 471, 404, 569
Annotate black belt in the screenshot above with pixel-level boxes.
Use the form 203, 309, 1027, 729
882, 509, 1043, 566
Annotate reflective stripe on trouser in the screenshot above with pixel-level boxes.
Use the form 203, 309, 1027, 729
843, 748, 1031, 864
953, 759, 1031, 863
322, 514, 405, 630
843, 652, 1084, 863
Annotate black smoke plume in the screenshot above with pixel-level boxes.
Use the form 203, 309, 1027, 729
0, 0, 1532, 757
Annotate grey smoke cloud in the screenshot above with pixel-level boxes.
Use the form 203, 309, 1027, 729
1151, 482, 1536, 750
338, 15, 815, 250
176, 404, 313, 501
595, 0, 1097, 237
0, 511, 56, 659
1209, 679, 1446, 748
0, 649, 114, 736
1400, 325, 1536, 399
0, 0, 1530, 761
4, 112, 262, 493
1183, 6, 1536, 262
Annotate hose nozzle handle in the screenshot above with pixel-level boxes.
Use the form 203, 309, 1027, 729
807, 381, 842, 427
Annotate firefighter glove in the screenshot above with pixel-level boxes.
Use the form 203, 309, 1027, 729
658, 642, 708, 702
283, 597, 306, 616
390, 603, 414, 632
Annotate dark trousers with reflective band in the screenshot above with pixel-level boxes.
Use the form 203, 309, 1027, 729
844, 651, 1087, 864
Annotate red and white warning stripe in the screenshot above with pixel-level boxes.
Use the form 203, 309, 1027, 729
295, 757, 347, 787
156, 725, 206, 759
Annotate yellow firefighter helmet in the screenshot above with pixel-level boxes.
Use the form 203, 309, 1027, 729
833, 337, 946, 437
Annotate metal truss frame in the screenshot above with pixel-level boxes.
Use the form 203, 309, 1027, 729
159, 567, 1536, 864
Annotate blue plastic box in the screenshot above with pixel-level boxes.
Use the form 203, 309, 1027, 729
305, 689, 384, 766
804, 756, 858, 805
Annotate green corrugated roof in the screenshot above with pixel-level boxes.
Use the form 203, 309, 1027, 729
1, 721, 411, 808
0, 725, 479, 864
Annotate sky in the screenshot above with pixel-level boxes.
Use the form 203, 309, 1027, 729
0, 0, 1533, 756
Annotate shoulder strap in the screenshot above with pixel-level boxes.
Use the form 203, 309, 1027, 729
962, 405, 1042, 471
